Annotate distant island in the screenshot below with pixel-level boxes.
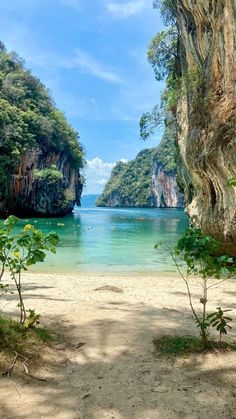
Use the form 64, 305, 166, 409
96, 121, 184, 208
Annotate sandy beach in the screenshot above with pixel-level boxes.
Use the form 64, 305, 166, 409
0, 272, 236, 419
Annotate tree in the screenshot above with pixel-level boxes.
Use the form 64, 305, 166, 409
157, 228, 236, 347
153, 0, 176, 25
140, 105, 164, 140
140, 5, 179, 143
148, 28, 178, 81
0, 216, 59, 324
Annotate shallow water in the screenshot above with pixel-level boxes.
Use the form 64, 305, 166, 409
15, 207, 189, 274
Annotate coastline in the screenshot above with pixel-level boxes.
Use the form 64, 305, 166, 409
1, 271, 236, 418
26, 267, 180, 277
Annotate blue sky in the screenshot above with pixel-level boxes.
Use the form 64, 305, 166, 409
0, 0, 165, 193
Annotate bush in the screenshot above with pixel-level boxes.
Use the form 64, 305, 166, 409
0, 215, 59, 324
156, 228, 236, 348
33, 165, 63, 182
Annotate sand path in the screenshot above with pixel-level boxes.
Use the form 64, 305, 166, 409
0, 272, 236, 419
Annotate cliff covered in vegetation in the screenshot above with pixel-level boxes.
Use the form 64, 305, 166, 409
96, 129, 184, 208
0, 42, 84, 217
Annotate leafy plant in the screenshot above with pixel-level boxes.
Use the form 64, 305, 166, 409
23, 309, 41, 330
156, 228, 236, 348
227, 178, 236, 187
207, 308, 232, 342
0, 215, 59, 324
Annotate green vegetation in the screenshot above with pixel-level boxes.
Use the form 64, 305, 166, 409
97, 149, 156, 207
156, 228, 236, 348
207, 308, 233, 342
0, 215, 59, 324
139, 107, 177, 173
140, 105, 163, 140
0, 42, 84, 187
0, 315, 52, 379
0, 316, 51, 354
150, 114, 177, 170
153, 336, 205, 356
139, 2, 180, 162
34, 165, 63, 182
0, 215, 58, 369
153, 335, 236, 356
227, 178, 236, 187
153, 0, 176, 25
98, 123, 178, 208
147, 27, 178, 82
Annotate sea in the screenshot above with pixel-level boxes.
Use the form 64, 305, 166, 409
14, 207, 189, 274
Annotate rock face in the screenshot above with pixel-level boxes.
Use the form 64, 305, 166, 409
175, 0, 236, 255
0, 150, 82, 217
152, 161, 184, 208
96, 146, 184, 208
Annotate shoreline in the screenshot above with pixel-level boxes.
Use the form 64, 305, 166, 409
1, 272, 236, 418
25, 268, 180, 278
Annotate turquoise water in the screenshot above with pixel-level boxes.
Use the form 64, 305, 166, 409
15, 208, 189, 274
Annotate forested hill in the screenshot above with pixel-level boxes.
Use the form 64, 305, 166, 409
0, 42, 84, 217
97, 131, 184, 208
97, 149, 156, 208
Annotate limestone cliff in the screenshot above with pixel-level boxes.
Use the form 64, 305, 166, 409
175, 0, 236, 255
152, 161, 184, 208
0, 42, 84, 217
1, 150, 82, 217
96, 131, 184, 208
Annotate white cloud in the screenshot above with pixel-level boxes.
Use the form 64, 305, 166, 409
96, 178, 108, 186
83, 157, 117, 194
12, 43, 123, 84
106, 0, 145, 19
74, 49, 123, 83
83, 157, 131, 193
87, 157, 116, 172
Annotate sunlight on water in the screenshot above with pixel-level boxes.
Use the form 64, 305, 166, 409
16, 208, 189, 274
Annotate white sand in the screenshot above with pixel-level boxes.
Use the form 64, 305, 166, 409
0, 272, 236, 419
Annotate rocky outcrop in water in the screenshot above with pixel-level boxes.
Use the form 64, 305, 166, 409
174, 0, 236, 255
0, 42, 84, 217
97, 128, 184, 208
2, 150, 82, 217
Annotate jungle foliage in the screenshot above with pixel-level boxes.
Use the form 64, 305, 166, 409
97, 127, 177, 208
0, 42, 84, 187
96, 149, 156, 207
